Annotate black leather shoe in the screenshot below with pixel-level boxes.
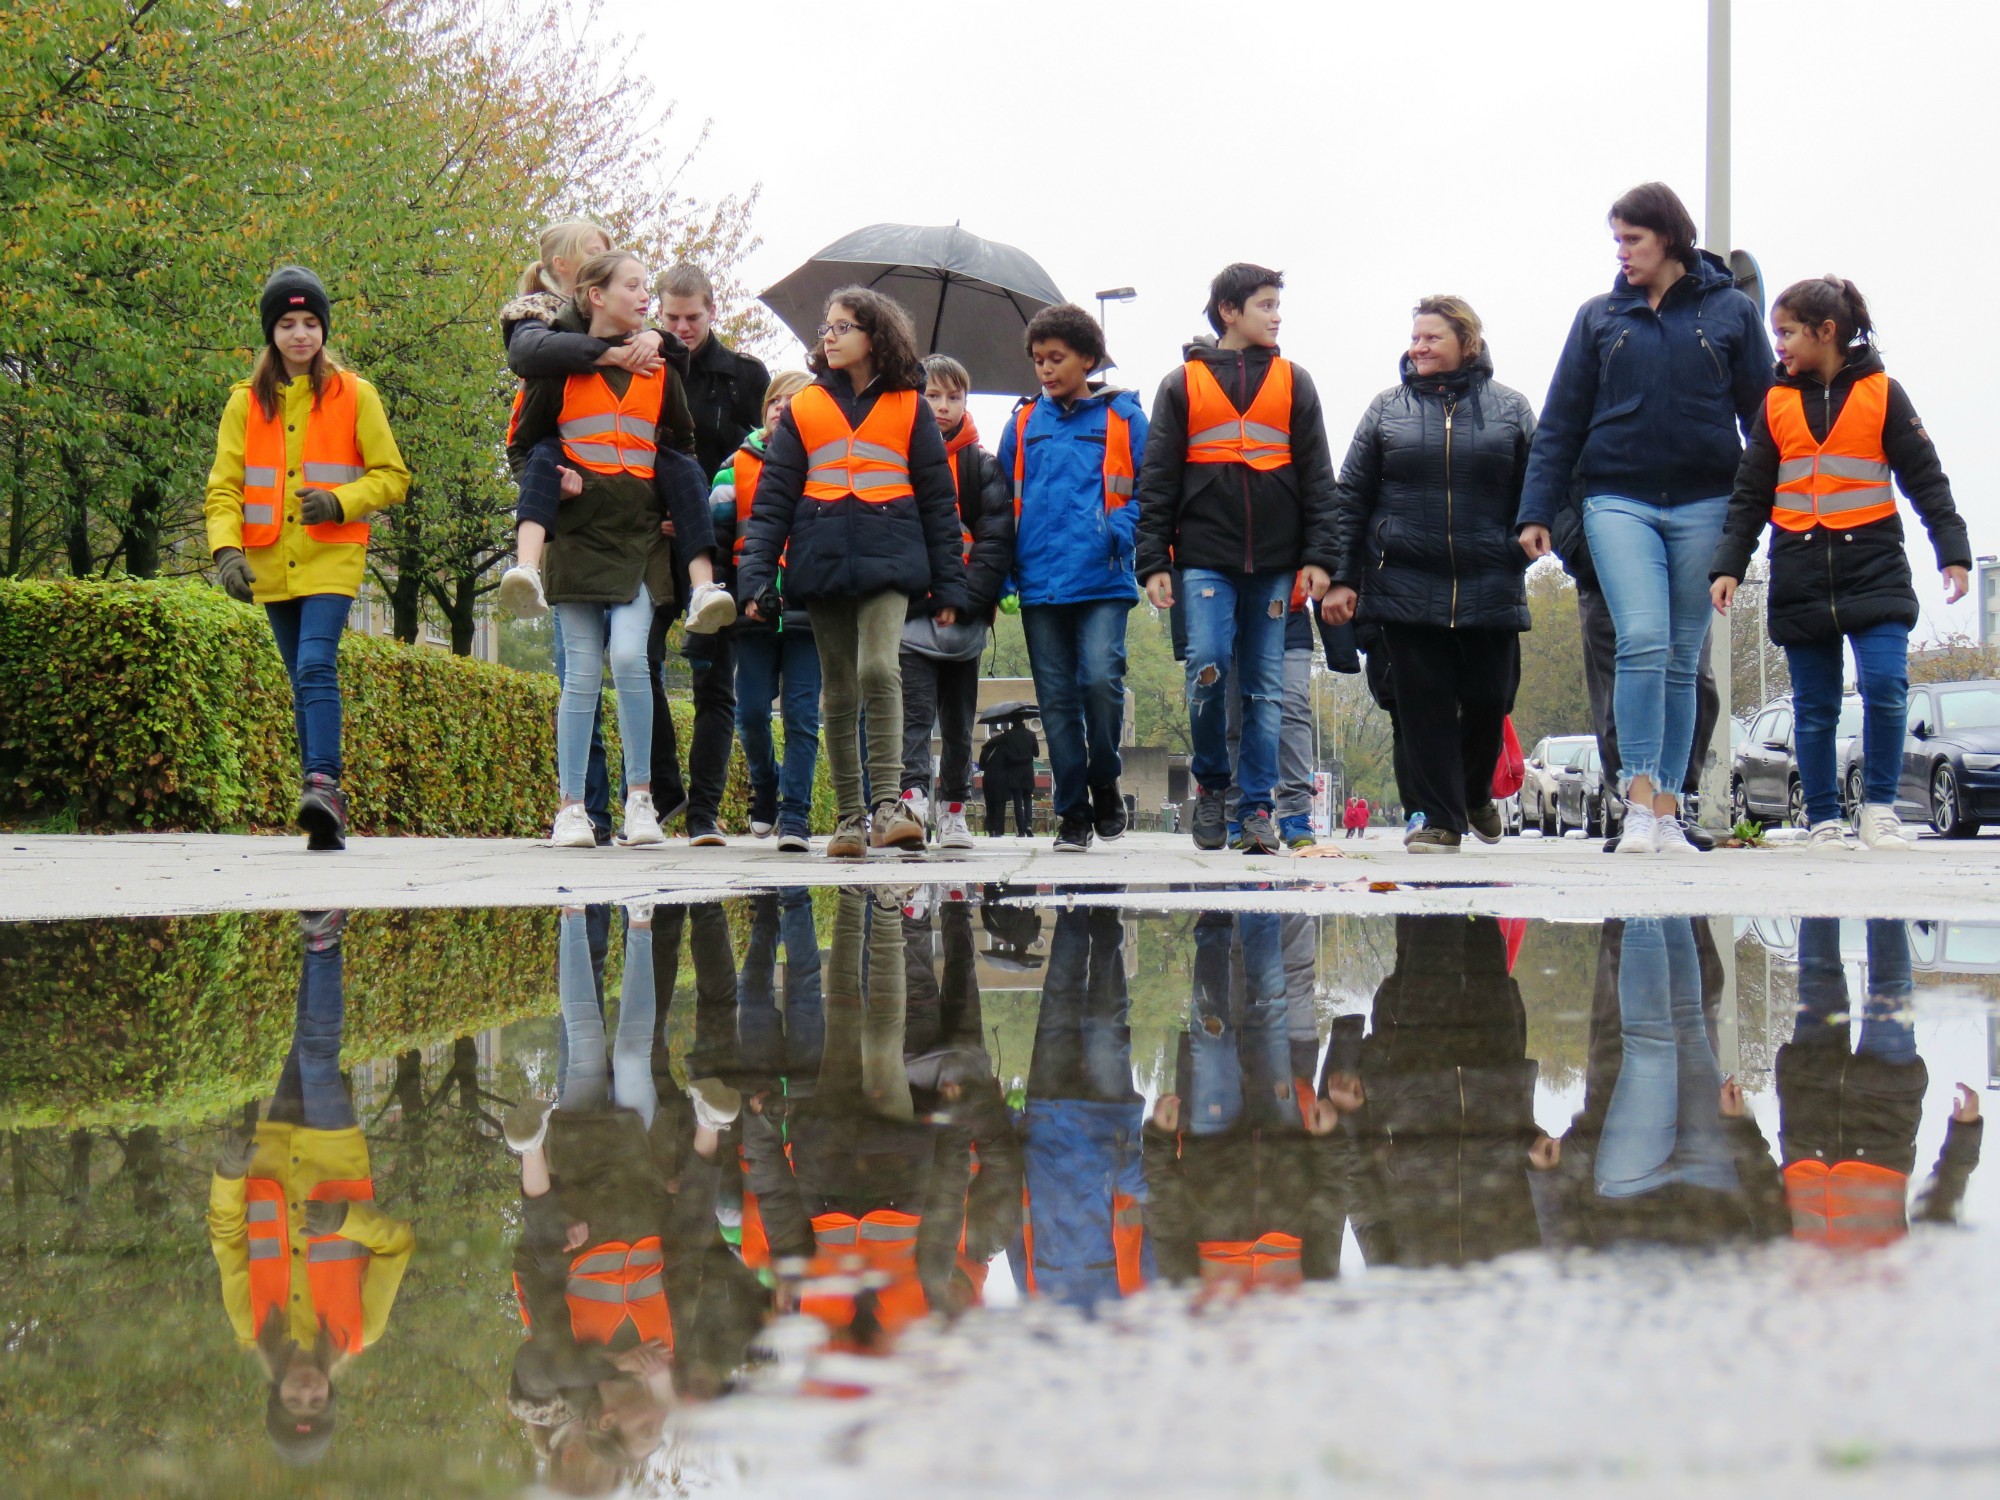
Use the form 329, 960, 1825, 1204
1091, 782, 1126, 842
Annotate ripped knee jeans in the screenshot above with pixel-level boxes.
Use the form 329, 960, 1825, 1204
1183, 567, 1292, 811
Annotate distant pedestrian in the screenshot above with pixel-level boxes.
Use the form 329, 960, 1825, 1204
1516, 182, 1771, 857
1323, 295, 1537, 853
996, 303, 1148, 853
1135, 264, 1339, 855
736, 288, 968, 857
204, 266, 410, 851
979, 718, 1039, 836
1711, 276, 1971, 853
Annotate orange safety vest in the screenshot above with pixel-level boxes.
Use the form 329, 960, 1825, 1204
1783, 1159, 1909, 1249
732, 447, 764, 569
515, 1236, 673, 1347
1767, 373, 1897, 532
1197, 1231, 1303, 1287
1008, 402, 1137, 525
558, 368, 666, 479
801, 1209, 929, 1338
1018, 1186, 1147, 1298
793, 387, 917, 503
244, 1176, 377, 1354
1184, 358, 1293, 470
241, 371, 369, 549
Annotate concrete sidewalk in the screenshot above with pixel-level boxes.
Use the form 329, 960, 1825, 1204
5, 827, 1999, 922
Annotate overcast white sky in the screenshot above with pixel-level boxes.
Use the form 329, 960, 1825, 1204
597, 0, 1992, 639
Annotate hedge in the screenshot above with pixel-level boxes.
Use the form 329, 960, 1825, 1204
0, 579, 834, 834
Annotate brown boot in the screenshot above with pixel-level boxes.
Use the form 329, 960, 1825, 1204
870, 798, 926, 851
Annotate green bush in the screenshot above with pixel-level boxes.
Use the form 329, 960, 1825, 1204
0, 579, 835, 834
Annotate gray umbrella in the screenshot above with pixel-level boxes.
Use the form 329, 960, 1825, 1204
759, 223, 1064, 396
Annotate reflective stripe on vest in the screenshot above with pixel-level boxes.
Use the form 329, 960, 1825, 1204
1198, 1231, 1303, 1285
1767, 373, 1896, 533
803, 1210, 928, 1339
240, 371, 370, 548
562, 1237, 672, 1347
1184, 358, 1293, 470
244, 1174, 377, 1354
558, 368, 666, 478
792, 386, 917, 502
1783, 1159, 1909, 1249
1009, 402, 1136, 524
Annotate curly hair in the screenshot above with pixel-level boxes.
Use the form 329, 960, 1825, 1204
1023, 302, 1107, 370
808, 286, 926, 390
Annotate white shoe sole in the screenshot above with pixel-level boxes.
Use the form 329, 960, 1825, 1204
684, 591, 737, 634
939, 832, 977, 850
499, 570, 547, 620
777, 834, 811, 852
615, 831, 665, 846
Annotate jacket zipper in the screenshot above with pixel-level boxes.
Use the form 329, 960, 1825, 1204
1606, 327, 1629, 380
1820, 379, 1841, 633
1699, 330, 1725, 385
1444, 396, 1459, 627
1237, 353, 1254, 573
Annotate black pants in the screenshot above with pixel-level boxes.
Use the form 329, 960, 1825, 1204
650, 614, 737, 825
1377, 624, 1520, 836
1360, 631, 1415, 813
899, 649, 979, 803
1577, 581, 1718, 797
986, 789, 1032, 836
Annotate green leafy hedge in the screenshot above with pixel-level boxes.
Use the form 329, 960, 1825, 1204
0, 579, 834, 834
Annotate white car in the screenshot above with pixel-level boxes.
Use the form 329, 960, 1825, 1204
1521, 735, 1595, 836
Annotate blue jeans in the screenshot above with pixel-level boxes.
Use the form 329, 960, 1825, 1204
1183, 569, 1291, 811
550, 607, 613, 836
1187, 912, 1292, 1136
1786, 622, 1909, 823
1597, 917, 1739, 1198
1581, 495, 1728, 797
264, 595, 354, 780
557, 909, 659, 1124
556, 595, 654, 801
267, 935, 355, 1130
1021, 600, 1131, 821
1794, 917, 1918, 1065
735, 627, 822, 833
1030, 907, 1139, 1104
736, 890, 827, 1084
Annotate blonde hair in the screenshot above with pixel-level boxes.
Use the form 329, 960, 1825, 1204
518, 219, 610, 297
1412, 295, 1484, 362
762, 370, 812, 425
571, 251, 645, 321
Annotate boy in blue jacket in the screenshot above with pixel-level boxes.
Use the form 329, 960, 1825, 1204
995, 304, 1148, 853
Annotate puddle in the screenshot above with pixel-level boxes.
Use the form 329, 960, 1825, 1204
0, 899, 1993, 1496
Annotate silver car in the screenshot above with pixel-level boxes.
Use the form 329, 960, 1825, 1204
1521, 734, 1595, 836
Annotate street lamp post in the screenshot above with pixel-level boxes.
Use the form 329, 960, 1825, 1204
1699, 0, 1734, 830
1095, 286, 1137, 368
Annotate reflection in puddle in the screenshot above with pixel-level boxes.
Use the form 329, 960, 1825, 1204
0, 899, 1992, 1496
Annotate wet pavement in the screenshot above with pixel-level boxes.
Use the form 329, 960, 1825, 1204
0, 890, 1992, 1497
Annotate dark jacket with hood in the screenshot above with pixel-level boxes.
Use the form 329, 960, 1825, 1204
1515, 251, 1771, 529
680, 331, 771, 481
940, 415, 1016, 622
1331, 350, 1537, 633
736, 369, 967, 616
1133, 342, 1340, 580
501, 290, 699, 458
1710, 346, 1970, 646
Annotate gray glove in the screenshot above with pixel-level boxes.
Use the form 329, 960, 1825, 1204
214, 548, 255, 603
213, 1129, 255, 1179
299, 489, 346, 526
305, 1199, 350, 1236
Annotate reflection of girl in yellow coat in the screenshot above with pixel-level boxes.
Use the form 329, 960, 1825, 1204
205, 911, 413, 1462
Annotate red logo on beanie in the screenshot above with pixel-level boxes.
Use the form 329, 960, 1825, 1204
289, 296, 306, 305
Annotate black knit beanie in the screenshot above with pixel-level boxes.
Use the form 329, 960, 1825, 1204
260, 267, 332, 345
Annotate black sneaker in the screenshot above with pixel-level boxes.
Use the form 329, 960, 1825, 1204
298, 773, 348, 852
1091, 782, 1126, 842
1467, 801, 1504, 845
1053, 816, 1094, 853
1682, 821, 1717, 852
591, 823, 613, 847
687, 814, 727, 848
1191, 788, 1227, 851
1239, 809, 1281, 854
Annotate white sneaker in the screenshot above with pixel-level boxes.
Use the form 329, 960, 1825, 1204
623, 898, 656, 924
750, 819, 775, 838
900, 787, 930, 838
688, 1077, 742, 1130
550, 802, 596, 848
1652, 814, 1700, 856
1807, 819, 1857, 854
503, 1097, 555, 1153
1858, 804, 1912, 851
616, 789, 665, 846
499, 563, 548, 620
1614, 804, 1656, 854
937, 803, 976, 849
684, 581, 737, 635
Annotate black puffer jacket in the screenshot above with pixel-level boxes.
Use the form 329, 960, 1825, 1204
942, 420, 1016, 621
1133, 342, 1340, 579
736, 370, 967, 615
681, 332, 770, 481
1331, 351, 1537, 632
1711, 346, 1970, 646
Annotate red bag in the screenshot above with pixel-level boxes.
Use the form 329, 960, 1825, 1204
1490, 716, 1525, 799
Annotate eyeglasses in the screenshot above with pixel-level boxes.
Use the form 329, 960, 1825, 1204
816, 320, 861, 340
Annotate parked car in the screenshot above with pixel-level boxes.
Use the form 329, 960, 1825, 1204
1838, 679, 2000, 837
1521, 734, 1594, 835
1498, 789, 1523, 835
1731, 696, 1863, 829
1557, 739, 1625, 838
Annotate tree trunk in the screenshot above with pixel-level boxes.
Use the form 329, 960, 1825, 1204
5, 426, 24, 578
123, 479, 164, 579
448, 572, 479, 656
390, 552, 423, 644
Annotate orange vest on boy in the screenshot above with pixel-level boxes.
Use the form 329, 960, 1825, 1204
1196, 1230, 1303, 1287
1184, 359, 1294, 470
240, 370, 369, 548
800, 1209, 930, 1341
513, 1236, 673, 1348
244, 1176, 377, 1354
1009, 402, 1137, 524
792, 387, 917, 502
1783, 1159, 1909, 1249
1767, 373, 1897, 532
732, 447, 765, 568
558, 369, 667, 479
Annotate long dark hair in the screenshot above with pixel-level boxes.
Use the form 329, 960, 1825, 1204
807, 286, 926, 390
1772, 275, 1876, 349
1607, 182, 1701, 270
249, 339, 340, 422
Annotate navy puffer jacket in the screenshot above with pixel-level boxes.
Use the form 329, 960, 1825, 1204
1331, 351, 1537, 632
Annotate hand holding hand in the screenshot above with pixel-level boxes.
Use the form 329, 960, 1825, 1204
1711, 577, 1737, 614
1322, 1072, 1366, 1113
1320, 585, 1358, 626
1143, 572, 1174, 611
1518, 524, 1552, 561
297, 488, 346, 527
214, 548, 256, 603
1944, 565, 1971, 604
1151, 1094, 1181, 1133
1298, 564, 1331, 601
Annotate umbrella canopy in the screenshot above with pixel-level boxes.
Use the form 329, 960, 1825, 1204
760, 224, 1064, 396
977, 700, 1040, 725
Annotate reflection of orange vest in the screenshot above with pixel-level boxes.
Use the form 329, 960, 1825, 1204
1767, 374, 1897, 532
1009, 402, 1136, 525
1197, 1231, 1303, 1287
1019, 1188, 1147, 1298
241, 371, 368, 549
515, 1236, 673, 1347
558, 369, 666, 478
1784, 1159, 1909, 1249
1184, 359, 1293, 470
793, 387, 916, 503
245, 1176, 376, 1354
801, 1210, 928, 1340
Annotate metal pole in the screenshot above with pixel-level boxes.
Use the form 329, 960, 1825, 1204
1700, 0, 1735, 827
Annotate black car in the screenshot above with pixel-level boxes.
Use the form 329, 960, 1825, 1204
1732, 695, 1863, 829
1841, 679, 2000, 838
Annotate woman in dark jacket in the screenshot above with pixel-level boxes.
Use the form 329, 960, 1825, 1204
1324, 296, 1536, 850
